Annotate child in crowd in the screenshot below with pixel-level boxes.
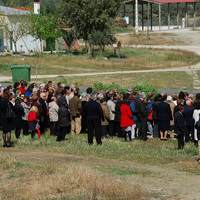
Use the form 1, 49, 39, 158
28, 106, 39, 139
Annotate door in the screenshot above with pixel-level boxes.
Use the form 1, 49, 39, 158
0, 30, 3, 52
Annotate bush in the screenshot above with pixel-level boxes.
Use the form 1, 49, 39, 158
113, 17, 127, 27
93, 82, 128, 93
132, 84, 159, 97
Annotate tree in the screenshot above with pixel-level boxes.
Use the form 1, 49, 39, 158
0, 11, 29, 52
27, 8, 62, 54
89, 30, 116, 56
59, 0, 122, 54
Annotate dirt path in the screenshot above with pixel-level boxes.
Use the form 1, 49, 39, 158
1, 148, 200, 200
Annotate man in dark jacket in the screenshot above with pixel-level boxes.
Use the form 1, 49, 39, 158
57, 89, 67, 107
174, 106, 185, 149
183, 100, 195, 142
135, 92, 148, 141
83, 93, 104, 145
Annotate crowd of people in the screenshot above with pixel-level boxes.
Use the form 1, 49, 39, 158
0, 80, 200, 161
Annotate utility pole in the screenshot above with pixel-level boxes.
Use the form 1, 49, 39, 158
135, 0, 138, 34
147, 0, 150, 39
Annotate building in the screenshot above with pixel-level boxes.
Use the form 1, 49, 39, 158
0, 1, 42, 53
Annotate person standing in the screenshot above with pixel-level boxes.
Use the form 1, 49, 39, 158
0, 91, 15, 147
120, 99, 134, 142
174, 106, 185, 149
69, 92, 82, 135
183, 100, 195, 142
83, 93, 104, 145
157, 94, 173, 141
49, 96, 59, 136
193, 103, 200, 147
136, 92, 148, 141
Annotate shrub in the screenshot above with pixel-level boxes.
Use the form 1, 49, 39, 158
132, 84, 159, 97
113, 17, 127, 27
93, 82, 128, 93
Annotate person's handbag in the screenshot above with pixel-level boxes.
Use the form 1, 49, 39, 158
6, 102, 16, 119
147, 108, 153, 121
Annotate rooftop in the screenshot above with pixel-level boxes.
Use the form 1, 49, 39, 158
0, 6, 31, 15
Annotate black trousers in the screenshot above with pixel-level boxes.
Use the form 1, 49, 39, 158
185, 124, 194, 142
178, 132, 184, 149
138, 116, 148, 141
22, 120, 29, 135
109, 120, 116, 137
153, 119, 159, 138
115, 122, 122, 137
57, 126, 67, 141
101, 125, 109, 138
50, 121, 58, 136
15, 128, 21, 139
87, 119, 102, 145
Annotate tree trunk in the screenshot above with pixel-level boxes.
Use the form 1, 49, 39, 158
88, 44, 92, 56
14, 41, 17, 52
50, 38, 53, 54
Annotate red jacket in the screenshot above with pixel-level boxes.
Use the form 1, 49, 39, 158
120, 104, 134, 127
19, 86, 26, 94
28, 111, 39, 123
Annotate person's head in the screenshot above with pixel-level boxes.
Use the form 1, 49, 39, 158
100, 98, 106, 105
161, 94, 167, 102
61, 83, 65, 89
2, 91, 10, 101
172, 93, 178, 101
177, 99, 183, 106
116, 94, 123, 101
7, 85, 13, 93
196, 93, 200, 100
186, 100, 192, 106
86, 87, 93, 94
32, 94, 38, 101
178, 91, 185, 100
128, 94, 135, 101
113, 89, 118, 95
184, 92, 189, 98
0, 87, 4, 96
39, 86, 45, 93
178, 105, 184, 112
57, 82, 62, 88
178, 105, 184, 113
189, 93, 194, 100
24, 95, 29, 103
60, 89, 66, 96
128, 88, 133, 94
139, 92, 146, 100
20, 93, 25, 100
20, 80, 27, 89
15, 98, 22, 108
167, 95, 172, 101
30, 106, 38, 113
13, 82, 20, 90
122, 98, 129, 105
9, 95, 15, 103
148, 92, 153, 98
147, 97, 152, 102
40, 92, 47, 101
27, 85, 33, 92
89, 93, 97, 101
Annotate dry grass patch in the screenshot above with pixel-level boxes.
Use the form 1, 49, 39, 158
36, 71, 191, 89
115, 32, 183, 46
0, 157, 145, 200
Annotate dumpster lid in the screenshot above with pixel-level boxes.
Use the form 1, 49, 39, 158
11, 65, 31, 70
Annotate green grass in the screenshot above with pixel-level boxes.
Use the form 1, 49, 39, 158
111, 26, 135, 34
2, 132, 200, 175
95, 166, 151, 176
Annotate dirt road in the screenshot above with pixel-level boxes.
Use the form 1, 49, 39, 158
1, 148, 200, 200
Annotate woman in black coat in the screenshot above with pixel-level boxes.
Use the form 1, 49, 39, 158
156, 94, 173, 140
0, 91, 15, 147
57, 101, 69, 142
14, 98, 25, 139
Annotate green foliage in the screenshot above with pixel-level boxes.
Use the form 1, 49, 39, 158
93, 82, 128, 93
113, 17, 127, 27
27, 8, 62, 53
59, 0, 122, 42
132, 84, 159, 97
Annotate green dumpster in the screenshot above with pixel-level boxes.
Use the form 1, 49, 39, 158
11, 65, 31, 82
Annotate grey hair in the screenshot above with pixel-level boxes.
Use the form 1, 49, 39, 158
186, 100, 192, 106
139, 92, 145, 98
128, 88, 133, 92
89, 92, 97, 100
